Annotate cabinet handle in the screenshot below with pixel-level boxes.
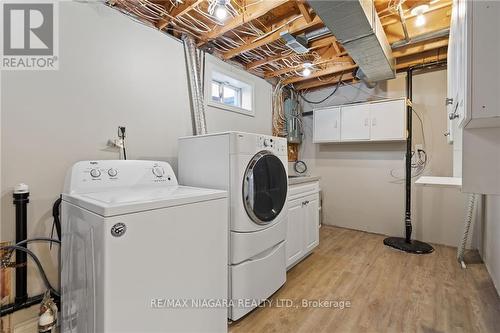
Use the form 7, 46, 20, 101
364, 118, 369, 126
334, 120, 338, 128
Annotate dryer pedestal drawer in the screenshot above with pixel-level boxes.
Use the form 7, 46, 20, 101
230, 217, 286, 264
230, 241, 286, 321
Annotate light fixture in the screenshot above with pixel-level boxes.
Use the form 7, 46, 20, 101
410, 3, 430, 16
302, 62, 313, 77
415, 14, 426, 27
215, 5, 228, 20
410, 3, 429, 27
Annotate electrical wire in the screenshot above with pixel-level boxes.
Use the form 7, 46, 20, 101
1, 245, 60, 298
297, 72, 345, 105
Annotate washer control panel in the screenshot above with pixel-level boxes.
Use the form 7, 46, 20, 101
65, 160, 178, 194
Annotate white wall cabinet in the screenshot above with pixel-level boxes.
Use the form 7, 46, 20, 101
286, 181, 320, 270
313, 98, 406, 143
370, 99, 406, 141
340, 104, 371, 141
313, 107, 341, 142
448, 0, 500, 194
448, 0, 500, 129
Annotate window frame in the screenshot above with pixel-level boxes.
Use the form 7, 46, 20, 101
211, 80, 243, 108
205, 60, 255, 117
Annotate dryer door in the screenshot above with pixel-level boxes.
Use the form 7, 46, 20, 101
243, 151, 287, 225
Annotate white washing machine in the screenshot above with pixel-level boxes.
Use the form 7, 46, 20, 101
61, 160, 228, 333
178, 132, 288, 320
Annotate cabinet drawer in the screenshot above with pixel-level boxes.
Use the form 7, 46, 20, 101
288, 181, 320, 201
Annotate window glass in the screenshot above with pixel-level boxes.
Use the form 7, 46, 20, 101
211, 82, 220, 103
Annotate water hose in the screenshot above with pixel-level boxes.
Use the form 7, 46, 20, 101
457, 193, 478, 269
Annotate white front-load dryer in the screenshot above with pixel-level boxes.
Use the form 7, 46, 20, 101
178, 132, 289, 321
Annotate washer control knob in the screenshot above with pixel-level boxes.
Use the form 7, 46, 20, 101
90, 169, 101, 178
264, 138, 273, 147
152, 166, 165, 178
108, 168, 118, 177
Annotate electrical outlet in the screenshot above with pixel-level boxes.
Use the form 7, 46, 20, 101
1, 241, 12, 305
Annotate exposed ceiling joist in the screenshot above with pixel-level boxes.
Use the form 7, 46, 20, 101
294, 72, 356, 91
264, 49, 350, 78
156, 0, 204, 30
392, 38, 449, 58
244, 35, 337, 70
201, 0, 289, 42
284, 63, 358, 85
222, 15, 323, 59
296, 0, 313, 23
112, 0, 451, 90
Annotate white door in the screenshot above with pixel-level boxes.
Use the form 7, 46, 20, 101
313, 107, 341, 142
341, 104, 370, 141
286, 199, 304, 268
303, 195, 319, 253
370, 100, 406, 141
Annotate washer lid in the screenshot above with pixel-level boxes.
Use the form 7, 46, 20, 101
63, 185, 227, 217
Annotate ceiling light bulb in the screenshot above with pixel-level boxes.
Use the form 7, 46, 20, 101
415, 14, 426, 27
215, 6, 228, 20
302, 67, 312, 77
411, 4, 430, 16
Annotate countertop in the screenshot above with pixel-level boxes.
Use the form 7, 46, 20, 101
415, 176, 462, 188
288, 175, 321, 186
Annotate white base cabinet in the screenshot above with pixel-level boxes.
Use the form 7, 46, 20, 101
286, 181, 320, 270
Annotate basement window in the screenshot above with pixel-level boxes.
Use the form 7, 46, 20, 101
206, 68, 254, 116
211, 81, 242, 108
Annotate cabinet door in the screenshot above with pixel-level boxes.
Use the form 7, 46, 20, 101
313, 107, 341, 142
340, 104, 370, 141
286, 199, 304, 268
370, 100, 405, 141
303, 195, 319, 253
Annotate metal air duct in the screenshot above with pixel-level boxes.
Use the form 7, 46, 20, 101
182, 34, 207, 135
307, 0, 395, 81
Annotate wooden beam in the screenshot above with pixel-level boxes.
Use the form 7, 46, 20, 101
294, 72, 356, 91
245, 36, 337, 70
223, 15, 323, 59
395, 48, 448, 70
392, 37, 449, 58
264, 52, 352, 78
297, 0, 313, 23
283, 62, 357, 85
156, 0, 204, 30
201, 0, 289, 42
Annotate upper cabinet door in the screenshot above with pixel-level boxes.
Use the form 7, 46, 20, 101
313, 107, 341, 143
340, 104, 370, 141
369, 99, 406, 141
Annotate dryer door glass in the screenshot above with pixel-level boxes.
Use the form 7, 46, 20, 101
243, 151, 287, 224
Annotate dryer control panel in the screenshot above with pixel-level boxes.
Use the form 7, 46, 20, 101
64, 160, 178, 194
256, 135, 287, 155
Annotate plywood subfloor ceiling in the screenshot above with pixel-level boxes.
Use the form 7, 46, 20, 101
108, 0, 451, 91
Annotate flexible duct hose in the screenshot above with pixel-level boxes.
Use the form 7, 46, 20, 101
457, 193, 477, 269
182, 34, 207, 135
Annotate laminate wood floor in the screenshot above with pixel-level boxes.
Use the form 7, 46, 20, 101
230, 226, 500, 333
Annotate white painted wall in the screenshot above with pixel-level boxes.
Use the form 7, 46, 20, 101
480, 195, 500, 293
299, 70, 473, 247
0, 1, 271, 324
